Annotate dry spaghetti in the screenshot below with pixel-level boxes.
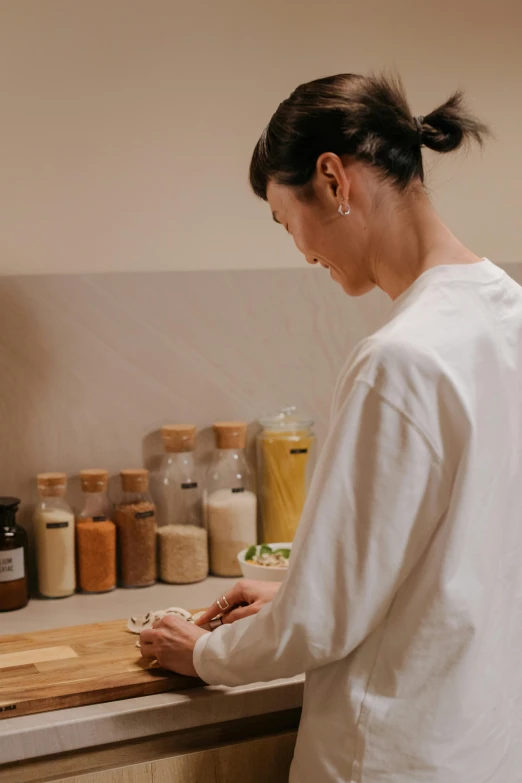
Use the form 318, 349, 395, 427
258, 427, 314, 543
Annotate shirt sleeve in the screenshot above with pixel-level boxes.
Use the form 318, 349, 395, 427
194, 379, 451, 686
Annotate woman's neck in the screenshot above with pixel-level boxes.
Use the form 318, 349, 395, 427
368, 184, 482, 300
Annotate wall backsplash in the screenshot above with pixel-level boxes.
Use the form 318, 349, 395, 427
1, 262, 520, 582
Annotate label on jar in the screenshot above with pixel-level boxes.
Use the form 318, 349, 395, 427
290, 448, 308, 454
135, 510, 155, 520
0, 547, 25, 583
46, 521, 70, 529
231, 487, 245, 494
181, 482, 198, 490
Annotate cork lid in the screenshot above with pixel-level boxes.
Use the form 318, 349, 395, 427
120, 469, 149, 493
37, 472, 67, 498
80, 469, 109, 493
213, 421, 247, 450
162, 425, 197, 453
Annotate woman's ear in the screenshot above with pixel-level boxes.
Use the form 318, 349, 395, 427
315, 152, 350, 204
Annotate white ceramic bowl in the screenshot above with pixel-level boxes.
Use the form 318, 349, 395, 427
237, 543, 292, 582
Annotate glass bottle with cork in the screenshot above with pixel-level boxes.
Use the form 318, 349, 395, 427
157, 425, 208, 584
206, 421, 257, 577
256, 406, 316, 543
34, 473, 76, 598
115, 469, 157, 588
0, 498, 29, 612
76, 469, 116, 594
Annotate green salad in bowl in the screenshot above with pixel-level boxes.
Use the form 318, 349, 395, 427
238, 543, 292, 581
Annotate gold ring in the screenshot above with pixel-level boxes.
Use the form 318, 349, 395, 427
216, 595, 230, 613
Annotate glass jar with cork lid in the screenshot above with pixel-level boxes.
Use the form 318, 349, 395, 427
115, 469, 157, 588
206, 421, 257, 577
76, 470, 116, 594
34, 473, 76, 598
157, 425, 208, 584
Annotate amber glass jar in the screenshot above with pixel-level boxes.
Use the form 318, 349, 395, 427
0, 497, 29, 612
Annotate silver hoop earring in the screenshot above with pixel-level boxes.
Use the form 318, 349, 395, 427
338, 202, 351, 216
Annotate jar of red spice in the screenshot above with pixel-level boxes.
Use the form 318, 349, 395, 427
76, 470, 116, 594
115, 469, 157, 588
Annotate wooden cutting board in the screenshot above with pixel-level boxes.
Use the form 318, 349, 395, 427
0, 618, 202, 720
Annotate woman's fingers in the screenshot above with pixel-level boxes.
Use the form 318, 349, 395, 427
222, 603, 260, 624
140, 627, 156, 644
138, 634, 156, 658
195, 583, 249, 625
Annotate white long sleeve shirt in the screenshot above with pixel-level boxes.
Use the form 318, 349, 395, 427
194, 259, 522, 783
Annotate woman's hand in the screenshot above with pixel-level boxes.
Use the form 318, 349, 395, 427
196, 579, 281, 627
139, 616, 208, 677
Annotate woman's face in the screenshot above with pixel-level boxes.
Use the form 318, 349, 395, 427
265, 156, 377, 297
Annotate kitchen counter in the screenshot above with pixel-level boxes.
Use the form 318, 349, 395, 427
0, 580, 304, 782
1, 578, 239, 634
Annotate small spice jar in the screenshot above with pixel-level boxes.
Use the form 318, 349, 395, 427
206, 422, 257, 577
34, 473, 76, 598
157, 425, 208, 584
0, 498, 29, 612
76, 470, 116, 594
115, 469, 157, 588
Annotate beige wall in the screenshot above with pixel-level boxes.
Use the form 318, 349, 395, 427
0, 266, 388, 568
0, 0, 520, 276
2, 262, 521, 579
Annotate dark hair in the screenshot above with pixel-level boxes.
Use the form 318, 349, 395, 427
249, 73, 489, 199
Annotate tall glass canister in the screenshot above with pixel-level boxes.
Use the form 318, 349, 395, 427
257, 407, 316, 543
76, 469, 116, 594
115, 469, 157, 588
34, 473, 76, 598
157, 425, 208, 584
206, 422, 257, 577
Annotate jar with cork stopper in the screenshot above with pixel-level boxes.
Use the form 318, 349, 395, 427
157, 425, 208, 584
34, 473, 76, 598
206, 421, 257, 577
115, 469, 157, 588
0, 498, 29, 612
76, 470, 116, 594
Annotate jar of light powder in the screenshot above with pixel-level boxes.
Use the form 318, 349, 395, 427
34, 473, 76, 598
206, 422, 257, 577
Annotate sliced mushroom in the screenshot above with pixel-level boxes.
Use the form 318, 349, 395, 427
127, 606, 194, 634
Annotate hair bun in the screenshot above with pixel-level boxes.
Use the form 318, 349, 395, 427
420, 91, 489, 153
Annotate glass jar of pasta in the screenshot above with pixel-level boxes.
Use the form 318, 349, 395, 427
257, 407, 316, 543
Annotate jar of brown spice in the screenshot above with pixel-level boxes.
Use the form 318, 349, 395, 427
115, 469, 157, 588
76, 470, 116, 594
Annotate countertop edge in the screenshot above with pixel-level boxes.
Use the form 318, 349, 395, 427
0, 677, 304, 765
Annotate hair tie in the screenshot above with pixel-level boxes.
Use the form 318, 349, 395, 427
414, 115, 424, 143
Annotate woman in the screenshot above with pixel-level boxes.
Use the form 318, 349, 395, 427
140, 74, 522, 782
